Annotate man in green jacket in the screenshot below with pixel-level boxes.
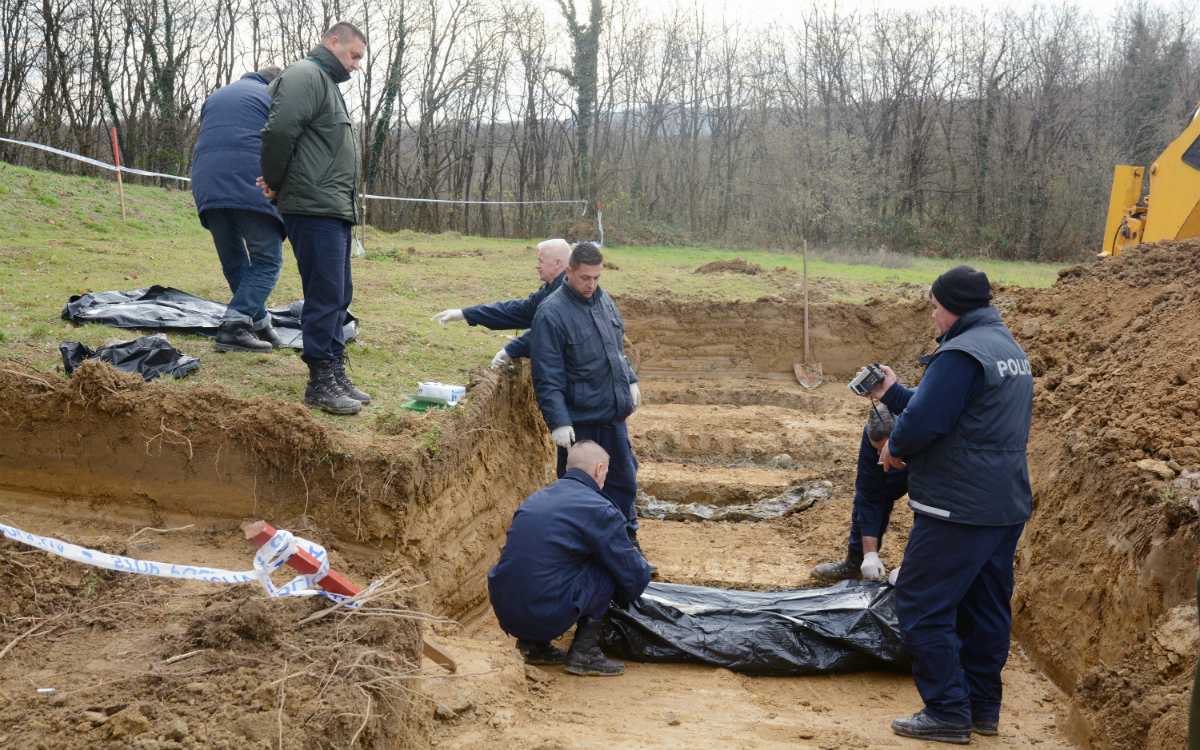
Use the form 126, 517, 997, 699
258, 21, 370, 415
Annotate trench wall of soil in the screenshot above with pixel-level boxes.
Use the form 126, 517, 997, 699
619, 295, 936, 383
0, 360, 554, 624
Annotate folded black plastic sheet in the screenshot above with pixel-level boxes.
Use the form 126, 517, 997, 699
602, 580, 909, 676
61, 286, 358, 350
60, 335, 200, 381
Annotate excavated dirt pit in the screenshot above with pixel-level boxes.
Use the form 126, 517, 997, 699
5, 251, 1200, 750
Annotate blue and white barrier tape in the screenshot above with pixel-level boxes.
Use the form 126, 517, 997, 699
0, 137, 589, 214
0, 522, 360, 605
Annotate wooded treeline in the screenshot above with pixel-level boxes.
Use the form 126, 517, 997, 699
1, 0, 1197, 260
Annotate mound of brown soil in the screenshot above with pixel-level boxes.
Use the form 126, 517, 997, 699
1002, 239, 1200, 749
694, 258, 764, 275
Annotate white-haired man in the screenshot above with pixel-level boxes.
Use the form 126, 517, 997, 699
431, 239, 571, 368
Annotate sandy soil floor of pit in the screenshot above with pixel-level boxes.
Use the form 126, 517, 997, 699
418, 375, 1077, 750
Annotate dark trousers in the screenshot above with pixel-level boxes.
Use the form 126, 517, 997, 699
848, 495, 896, 555
204, 208, 285, 325
580, 563, 617, 621
282, 215, 353, 364
895, 514, 1025, 726
556, 421, 638, 529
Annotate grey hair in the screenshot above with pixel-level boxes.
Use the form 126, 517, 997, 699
257, 66, 283, 83
866, 404, 896, 442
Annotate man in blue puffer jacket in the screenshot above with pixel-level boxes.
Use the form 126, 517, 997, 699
529, 242, 656, 575
191, 67, 286, 354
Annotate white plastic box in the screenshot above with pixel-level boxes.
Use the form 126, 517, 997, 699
416, 382, 466, 406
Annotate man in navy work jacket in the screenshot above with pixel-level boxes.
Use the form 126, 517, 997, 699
857, 265, 1033, 745
488, 441, 652, 675
191, 66, 286, 354
529, 243, 656, 574
811, 404, 908, 582
429, 238, 571, 368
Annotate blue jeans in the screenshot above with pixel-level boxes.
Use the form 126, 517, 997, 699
203, 208, 285, 325
282, 215, 353, 364
895, 514, 1025, 726
556, 421, 639, 530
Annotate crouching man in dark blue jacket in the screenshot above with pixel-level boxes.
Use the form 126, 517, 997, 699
529, 242, 656, 574
191, 67, 287, 353
488, 441, 652, 675
811, 405, 908, 582
858, 265, 1033, 745
430, 239, 571, 368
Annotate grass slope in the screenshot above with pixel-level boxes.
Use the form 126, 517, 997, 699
0, 163, 1069, 433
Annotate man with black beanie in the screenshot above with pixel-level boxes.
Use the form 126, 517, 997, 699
855, 265, 1033, 744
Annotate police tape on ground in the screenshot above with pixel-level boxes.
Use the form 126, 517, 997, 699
0, 521, 364, 605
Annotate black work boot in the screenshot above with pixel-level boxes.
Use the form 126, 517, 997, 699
891, 710, 972, 744
334, 356, 371, 404
516, 639, 567, 665
971, 719, 999, 736
304, 360, 362, 415
627, 528, 658, 578
811, 548, 865, 582
255, 322, 283, 349
563, 617, 624, 676
214, 321, 273, 353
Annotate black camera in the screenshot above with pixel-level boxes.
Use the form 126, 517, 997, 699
848, 363, 886, 396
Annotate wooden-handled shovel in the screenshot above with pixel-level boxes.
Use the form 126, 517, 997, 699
794, 239, 823, 388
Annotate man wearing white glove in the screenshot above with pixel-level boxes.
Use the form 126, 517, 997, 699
812, 405, 907, 582
429, 239, 571, 367
530, 243, 653, 575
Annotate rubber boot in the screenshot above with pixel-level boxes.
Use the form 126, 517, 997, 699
563, 617, 624, 676
891, 710, 972, 745
304, 360, 362, 415
811, 548, 864, 582
334, 356, 371, 404
516, 639, 567, 665
627, 528, 658, 578
214, 321, 272, 353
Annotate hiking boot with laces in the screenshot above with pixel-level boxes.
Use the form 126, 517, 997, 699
516, 639, 567, 665
334, 356, 371, 405
564, 617, 624, 676
304, 360, 362, 415
811, 548, 865, 582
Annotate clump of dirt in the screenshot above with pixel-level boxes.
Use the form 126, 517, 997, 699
694, 258, 764, 275
187, 594, 277, 648
1000, 239, 1200, 749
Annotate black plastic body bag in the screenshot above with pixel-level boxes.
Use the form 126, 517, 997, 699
602, 580, 910, 676
61, 286, 358, 350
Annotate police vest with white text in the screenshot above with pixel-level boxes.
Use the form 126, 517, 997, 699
905, 306, 1034, 526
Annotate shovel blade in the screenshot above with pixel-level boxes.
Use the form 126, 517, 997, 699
794, 362, 823, 388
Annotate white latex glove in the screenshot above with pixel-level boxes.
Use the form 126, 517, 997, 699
888, 566, 901, 586
630, 382, 641, 410
551, 425, 575, 448
491, 348, 513, 369
431, 309, 465, 327
860, 552, 886, 581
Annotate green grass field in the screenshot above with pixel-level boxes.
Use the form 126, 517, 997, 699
0, 163, 1070, 432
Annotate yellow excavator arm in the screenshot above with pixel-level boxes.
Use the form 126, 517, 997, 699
1102, 103, 1200, 256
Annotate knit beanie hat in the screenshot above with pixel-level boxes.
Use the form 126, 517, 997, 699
931, 265, 992, 315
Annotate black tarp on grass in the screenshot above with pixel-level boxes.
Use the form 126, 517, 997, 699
602, 580, 909, 676
61, 286, 358, 350
60, 334, 200, 381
